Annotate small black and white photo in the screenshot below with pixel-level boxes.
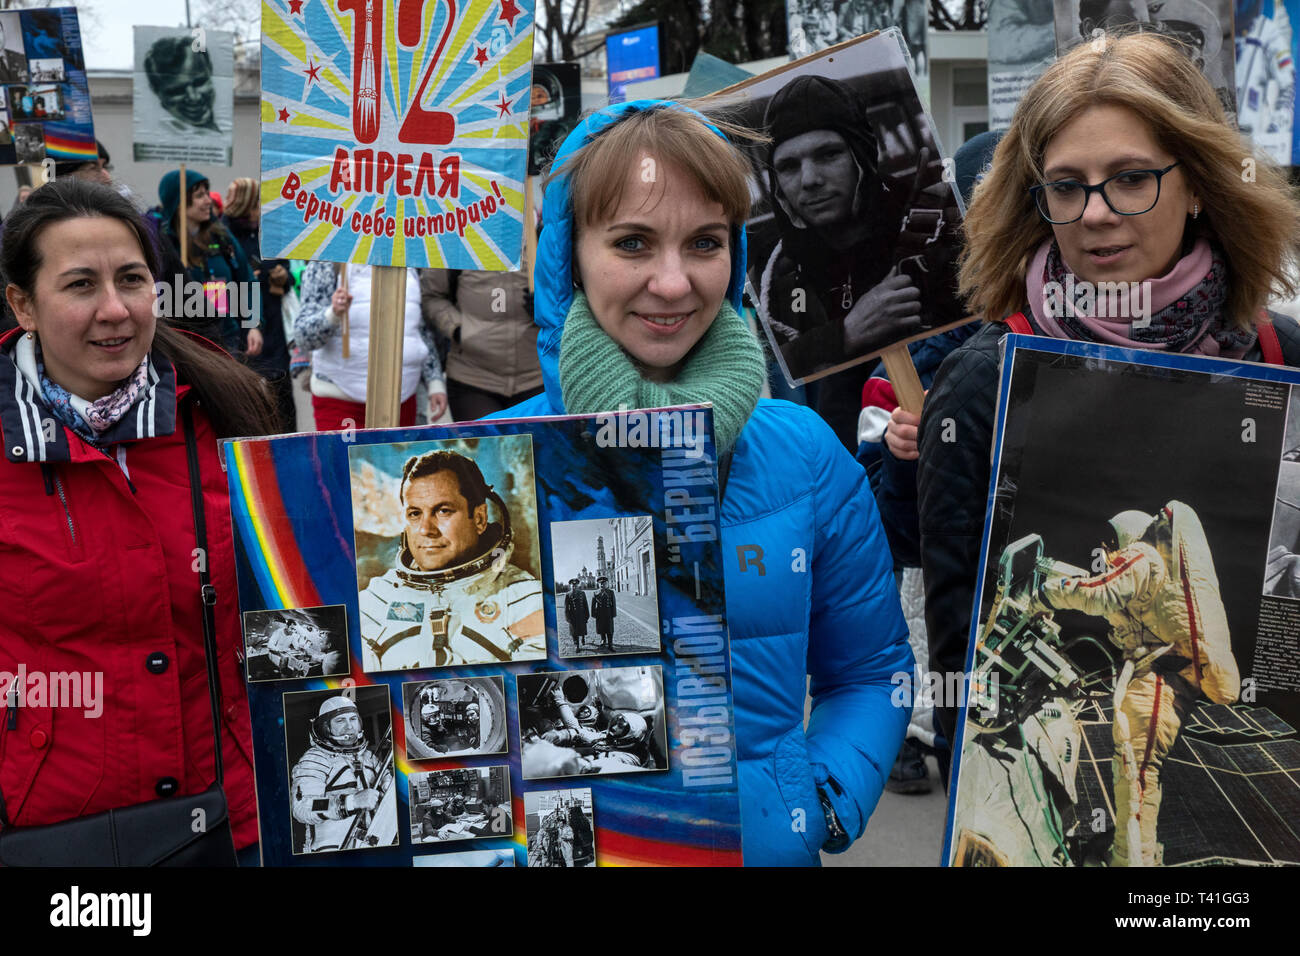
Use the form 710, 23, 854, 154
1052, 0, 1236, 117
726, 31, 967, 436
283, 685, 398, 856
408, 766, 513, 844
786, 0, 929, 84
1265, 387, 1300, 600
0, 12, 27, 84
401, 676, 508, 759
26, 57, 63, 83
517, 666, 668, 780
242, 605, 349, 682
525, 788, 596, 867
12, 122, 43, 162
551, 515, 660, 659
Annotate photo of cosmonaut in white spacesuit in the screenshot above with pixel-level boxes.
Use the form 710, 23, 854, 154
517, 667, 668, 780
285, 688, 398, 856
1235, 0, 1295, 163
349, 437, 545, 672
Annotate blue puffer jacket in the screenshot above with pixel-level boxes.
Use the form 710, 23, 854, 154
492, 101, 912, 865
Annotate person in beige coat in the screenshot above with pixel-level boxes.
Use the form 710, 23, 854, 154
420, 269, 543, 420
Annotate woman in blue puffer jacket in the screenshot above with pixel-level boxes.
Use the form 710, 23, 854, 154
493, 100, 911, 865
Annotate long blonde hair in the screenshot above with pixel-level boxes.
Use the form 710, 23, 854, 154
960, 32, 1300, 327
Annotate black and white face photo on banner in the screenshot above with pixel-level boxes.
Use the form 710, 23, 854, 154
401, 677, 509, 759
517, 666, 669, 780
242, 604, 350, 682
723, 30, 968, 447
551, 515, 661, 659
1052, 0, 1237, 117
785, 0, 930, 85
132, 25, 234, 165
408, 767, 512, 844
525, 788, 596, 867
282, 685, 398, 856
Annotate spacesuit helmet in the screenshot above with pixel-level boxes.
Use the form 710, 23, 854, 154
309, 696, 368, 753
608, 711, 648, 743
1106, 510, 1156, 551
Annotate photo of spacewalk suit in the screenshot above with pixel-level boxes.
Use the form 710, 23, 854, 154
287, 691, 397, 855
1035, 501, 1240, 866
1235, 0, 1295, 163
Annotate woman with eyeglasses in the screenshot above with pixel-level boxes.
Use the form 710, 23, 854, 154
885, 32, 1300, 780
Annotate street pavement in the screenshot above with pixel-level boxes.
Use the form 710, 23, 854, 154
558, 588, 661, 658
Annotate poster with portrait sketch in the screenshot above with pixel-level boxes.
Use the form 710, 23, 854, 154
132, 25, 234, 166
785, 0, 930, 93
945, 336, 1300, 868
227, 406, 744, 866
402, 677, 509, 759
349, 434, 545, 673
518, 666, 669, 780
1053, 0, 1238, 118
988, 0, 1057, 130
717, 30, 970, 390
551, 515, 661, 659
242, 604, 350, 682
408, 767, 512, 844
525, 789, 596, 867
283, 685, 398, 857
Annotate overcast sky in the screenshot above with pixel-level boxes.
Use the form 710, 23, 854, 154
79, 0, 200, 71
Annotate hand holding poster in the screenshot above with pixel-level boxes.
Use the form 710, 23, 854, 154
260, 0, 534, 270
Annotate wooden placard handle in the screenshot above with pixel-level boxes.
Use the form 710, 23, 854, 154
523, 176, 537, 294
364, 265, 407, 428
880, 344, 924, 415
178, 162, 188, 270
339, 265, 350, 359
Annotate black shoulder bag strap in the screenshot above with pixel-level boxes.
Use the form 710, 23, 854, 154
182, 402, 225, 789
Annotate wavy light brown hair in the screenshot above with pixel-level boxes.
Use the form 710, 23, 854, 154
960, 32, 1300, 327
224, 176, 259, 220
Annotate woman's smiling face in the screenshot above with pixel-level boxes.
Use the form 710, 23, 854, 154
574, 155, 733, 383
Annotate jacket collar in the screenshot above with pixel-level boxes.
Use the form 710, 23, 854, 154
0, 326, 179, 463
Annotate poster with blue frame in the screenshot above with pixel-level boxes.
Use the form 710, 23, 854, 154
225, 405, 743, 866
945, 335, 1300, 867
0, 5, 95, 167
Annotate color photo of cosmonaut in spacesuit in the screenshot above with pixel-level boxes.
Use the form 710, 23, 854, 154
349, 436, 545, 672
242, 604, 349, 681
1235, 0, 1296, 164
283, 687, 398, 856
401, 676, 509, 759
517, 667, 669, 780
524, 788, 596, 867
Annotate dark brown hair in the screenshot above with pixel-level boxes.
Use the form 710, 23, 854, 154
1, 178, 281, 438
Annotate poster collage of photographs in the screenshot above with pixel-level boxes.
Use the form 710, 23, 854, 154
0, 8, 93, 166
227, 409, 742, 866
946, 337, 1300, 868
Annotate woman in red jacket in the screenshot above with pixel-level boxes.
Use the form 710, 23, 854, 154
0, 178, 279, 864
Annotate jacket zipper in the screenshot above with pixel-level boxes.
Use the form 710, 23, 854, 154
53, 473, 77, 545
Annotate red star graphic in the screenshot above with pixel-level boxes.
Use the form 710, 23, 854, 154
303, 59, 321, 84
498, 0, 521, 28
288, 0, 304, 14
278, 107, 291, 123
473, 46, 489, 67
495, 93, 513, 118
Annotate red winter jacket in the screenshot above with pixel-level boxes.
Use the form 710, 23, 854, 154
0, 329, 258, 850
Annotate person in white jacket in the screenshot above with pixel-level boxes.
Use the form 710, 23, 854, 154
295, 261, 447, 430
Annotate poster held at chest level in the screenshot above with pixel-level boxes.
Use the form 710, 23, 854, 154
946, 337, 1300, 867
225, 406, 742, 865
260, 0, 534, 270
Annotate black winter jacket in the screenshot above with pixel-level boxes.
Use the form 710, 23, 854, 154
916, 311, 1300, 749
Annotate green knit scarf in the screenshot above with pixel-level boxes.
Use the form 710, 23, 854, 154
558, 290, 766, 455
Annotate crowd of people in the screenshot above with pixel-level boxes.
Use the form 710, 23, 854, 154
0, 28, 1296, 867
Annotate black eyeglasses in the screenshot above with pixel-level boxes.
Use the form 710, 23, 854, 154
1029, 162, 1181, 225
